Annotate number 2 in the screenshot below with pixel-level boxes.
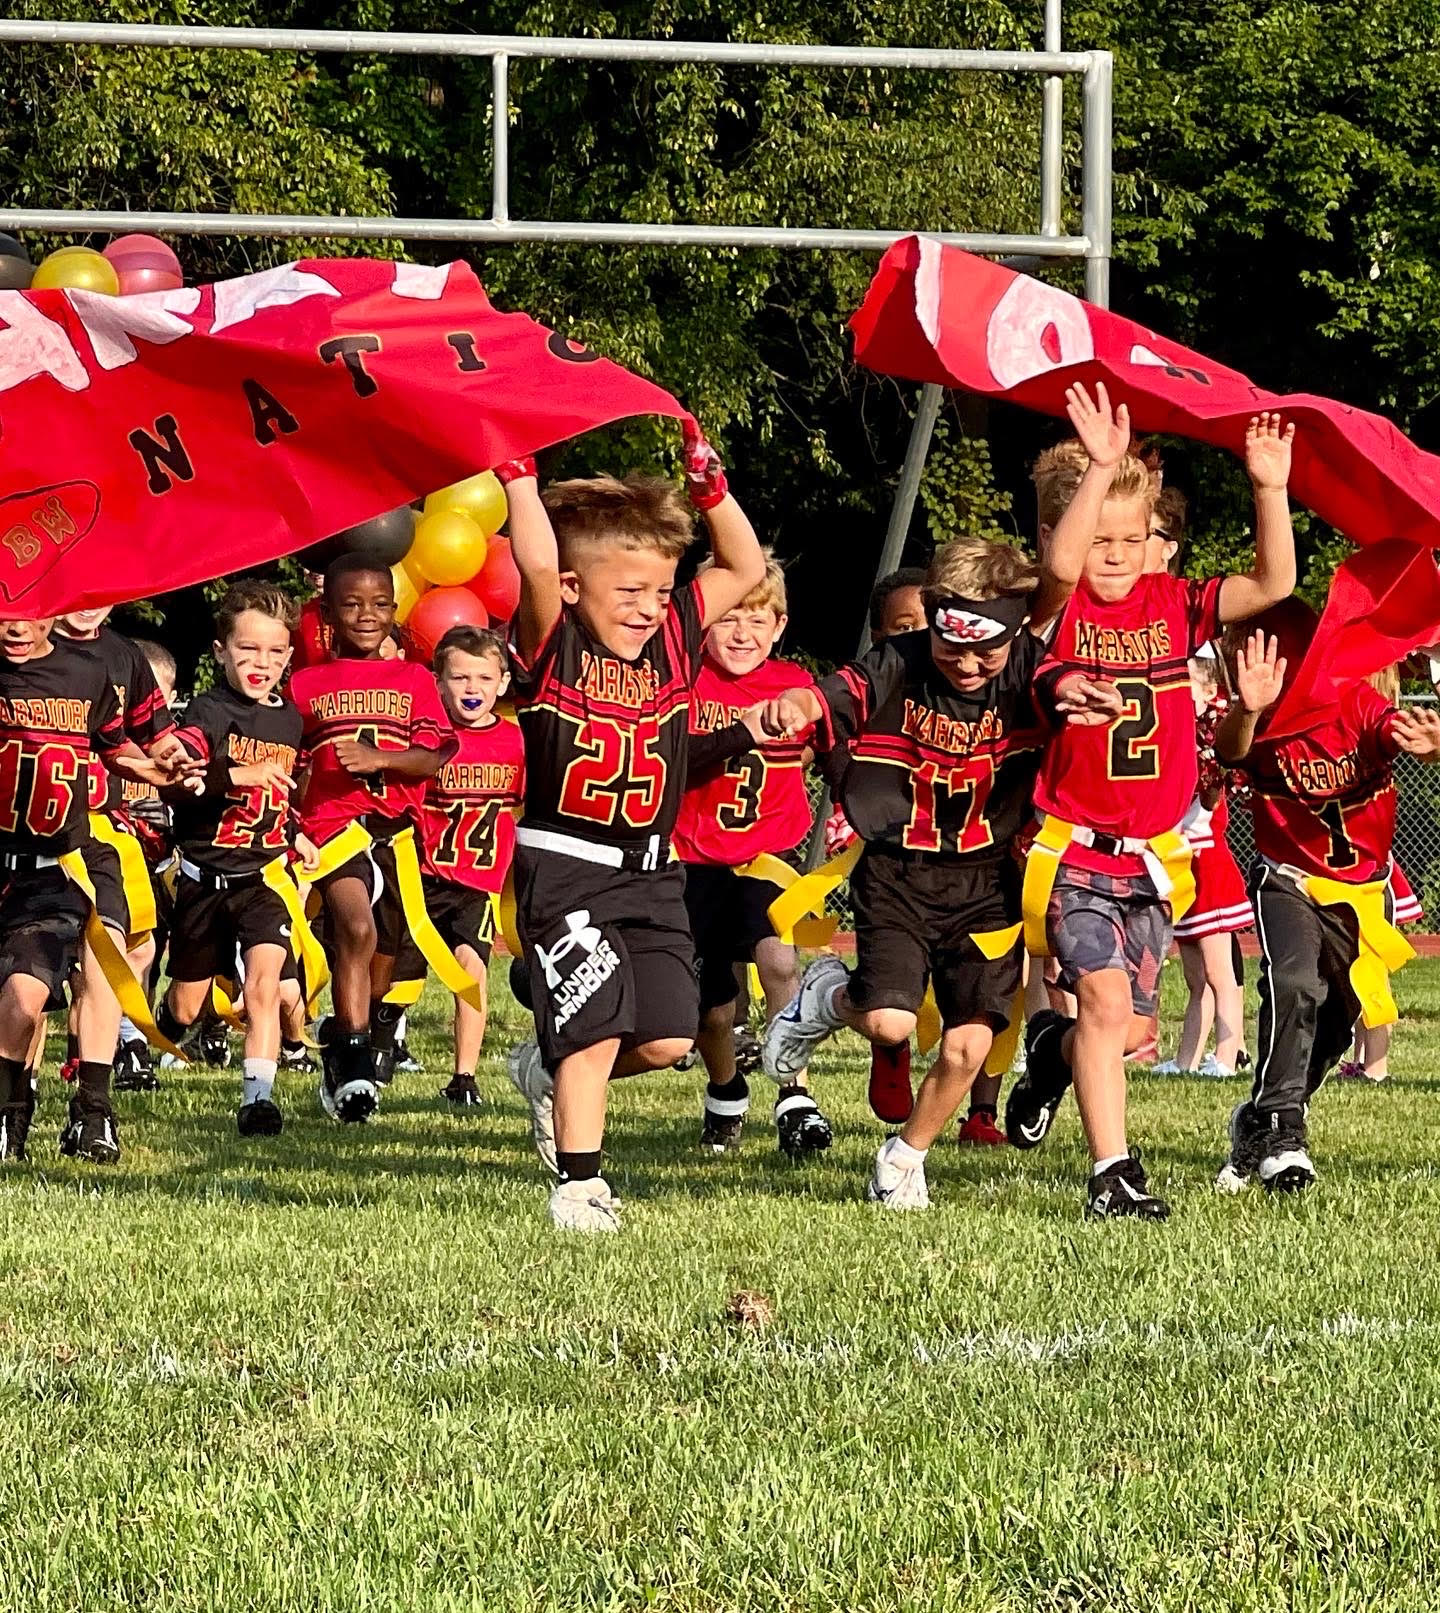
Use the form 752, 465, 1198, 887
1107, 679, 1160, 780
214, 783, 289, 852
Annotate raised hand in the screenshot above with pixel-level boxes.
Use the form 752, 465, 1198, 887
1244, 412, 1296, 491
682, 420, 730, 511
1064, 381, 1131, 469
1234, 630, 1287, 713
1391, 705, 1440, 762
1053, 672, 1125, 726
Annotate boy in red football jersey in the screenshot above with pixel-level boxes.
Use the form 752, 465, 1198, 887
758, 383, 1122, 1210
501, 427, 766, 1232
289, 554, 456, 1123
396, 625, 524, 1108
1214, 612, 1440, 1191
674, 554, 818, 1156
1004, 412, 1297, 1221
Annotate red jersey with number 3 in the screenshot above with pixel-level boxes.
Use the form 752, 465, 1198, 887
420, 718, 526, 893
674, 657, 815, 865
1033, 573, 1223, 873
509, 584, 704, 849
1242, 683, 1401, 883
171, 683, 302, 876
290, 658, 455, 845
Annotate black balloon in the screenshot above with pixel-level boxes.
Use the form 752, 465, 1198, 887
0, 234, 28, 262
0, 257, 33, 291
329, 505, 416, 566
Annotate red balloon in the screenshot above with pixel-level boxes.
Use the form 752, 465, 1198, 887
469, 535, 522, 623
103, 233, 183, 296
406, 586, 490, 663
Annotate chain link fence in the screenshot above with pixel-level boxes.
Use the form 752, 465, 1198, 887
807, 695, 1440, 932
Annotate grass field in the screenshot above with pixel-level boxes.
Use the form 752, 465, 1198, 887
6, 957, 1440, 1610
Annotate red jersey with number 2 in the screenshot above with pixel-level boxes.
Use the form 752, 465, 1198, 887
420, 718, 526, 893
1242, 683, 1401, 883
1033, 573, 1223, 875
674, 656, 815, 865
291, 658, 455, 845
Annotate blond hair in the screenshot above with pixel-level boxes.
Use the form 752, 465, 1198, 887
923, 536, 1037, 606
698, 547, 787, 617
1369, 664, 1401, 704
542, 474, 694, 566
1031, 438, 1157, 528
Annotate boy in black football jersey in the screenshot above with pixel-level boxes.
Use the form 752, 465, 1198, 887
498, 426, 766, 1232
155, 582, 318, 1137
760, 384, 1126, 1210
0, 616, 183, 1162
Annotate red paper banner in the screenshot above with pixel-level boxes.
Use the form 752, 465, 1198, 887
0, 260, 693, 617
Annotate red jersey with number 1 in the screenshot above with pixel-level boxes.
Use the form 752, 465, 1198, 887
290, 658, 455, 845
420, 717, 526, 893
1241, 683, 1402, 883
1033, 573, 1223, 874
674, 657, 815, 866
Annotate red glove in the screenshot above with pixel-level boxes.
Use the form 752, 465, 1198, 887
682, 422, 729, 511
823, 805, 858, 858
493, 456, 537, 486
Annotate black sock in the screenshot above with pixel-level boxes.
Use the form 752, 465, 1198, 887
369, 1001, 404, 1053
0, 1054, 24, 1108
65, 1031, 80, 1065
77, 1060, 111, 1108
776, 1083, 815, 1109
555, 1148, 602, 1183
706, 1073, 749, 1105
155, 999, 188, 1046
282, 1037, 304, 1055
969, 1102, 997, 1119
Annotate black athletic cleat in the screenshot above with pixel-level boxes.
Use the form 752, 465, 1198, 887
671, 1048, 700, 1072
1004, 1010, 1075, 1150
775, 1087, 832, 1161
1258, 1123, 1317, 1195
1215, 1100, 1269, 1194
700, 1112, 745, 1153
372, 1046, 397, 1087
237, 1098, 284, 1138
199, 1021, 232, 1070
279, 1042, 317, 1076
1085, 1152, 1170, 1221
0, 1093, 34, 1162
59, 1098, 121, 1165
112, 1037, 160, 1092
395, 1039, 421, 1075
441, 1072, 481, 1108
320, 1034, 378, 1125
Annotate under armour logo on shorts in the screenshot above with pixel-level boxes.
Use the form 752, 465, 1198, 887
536, 909, 604, 988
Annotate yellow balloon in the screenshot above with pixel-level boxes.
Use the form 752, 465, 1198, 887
391, 562, 427, 625
425, 470, 508, 537
31, 246, 120, 295
411, 508, 490, 588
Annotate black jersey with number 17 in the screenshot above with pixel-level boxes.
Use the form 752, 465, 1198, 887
814, 628, 1049, 858
509, 582, 705, 849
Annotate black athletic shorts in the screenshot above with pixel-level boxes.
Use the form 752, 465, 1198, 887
0, 865, 90, 1000
514, 845, 698, 1067
83, 839, 130, 937
314, 815, 406, 957
391, 873, 496, 983
683, 863, 782, 1013
167, 873, 293, 983
848, 845, 1022, 1031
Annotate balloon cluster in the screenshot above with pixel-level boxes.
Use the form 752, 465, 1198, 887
3, 229, 524, 663
1, 231, 184, 295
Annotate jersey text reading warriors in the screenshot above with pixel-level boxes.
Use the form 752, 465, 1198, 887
420, 718, 526, 893
171, 683, 304, 878
509, 581, 705, 849
813, 629, 1048, 857
1033, 572, 1223, 872
1243, 683, 1402, 883
66, 628, 174, 814
290, 659, 455, 845
674, 657, 814, 865
0, 649, 124, 855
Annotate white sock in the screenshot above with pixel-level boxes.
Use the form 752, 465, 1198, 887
119, 1015, 142, 1046
1092, 1153, 1128, 1176
243, 1058, 277, 1106
885, 1136, 927, 1169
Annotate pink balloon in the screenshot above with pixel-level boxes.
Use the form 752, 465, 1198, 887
103, 233, 183, 296
468, 535, 522, 622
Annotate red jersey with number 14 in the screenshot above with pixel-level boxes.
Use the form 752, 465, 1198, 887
674, 656, 815, 866
420, 718, 526, 893
1242, 683, 1401, 883
1033, 573, 1223, 873
291, 658, 455, 845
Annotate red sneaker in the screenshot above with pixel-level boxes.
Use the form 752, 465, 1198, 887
958, 1108, 1007, 1147
867, 1041, 913, 1125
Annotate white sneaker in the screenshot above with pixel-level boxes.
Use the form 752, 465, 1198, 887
762, 955, 848, 1082
866, 1142, 930, 1211
549, 1175, 621, 1232
1150, 1059, 1182, 1077
507, 1040, 556, 1176
1197, 1053, 1237, 1080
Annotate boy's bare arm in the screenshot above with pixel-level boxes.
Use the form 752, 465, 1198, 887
1032, 382, 1127, 631
1219, 414, 1298, 623
684, 426, 768, 629
495, 458, 564, 661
